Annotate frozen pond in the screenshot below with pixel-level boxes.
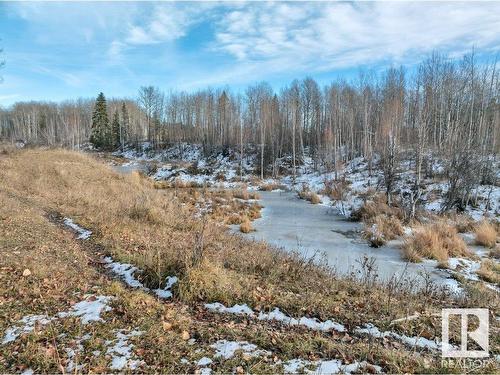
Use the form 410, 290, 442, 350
112, 160, 457, 290
240, 191, 455, 288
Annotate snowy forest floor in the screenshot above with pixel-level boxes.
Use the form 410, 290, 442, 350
0, 146, 499, 373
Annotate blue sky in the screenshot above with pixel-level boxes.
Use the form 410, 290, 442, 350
1, 1, 499, 106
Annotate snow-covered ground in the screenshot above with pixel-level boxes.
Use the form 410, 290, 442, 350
113, 143, 499, 221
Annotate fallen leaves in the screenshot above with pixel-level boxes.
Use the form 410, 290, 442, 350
22, 269, 31, 277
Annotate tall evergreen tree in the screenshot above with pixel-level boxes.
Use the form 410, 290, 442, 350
111, 110, 120, 149
120, 102, 129, 150
90, 92, 110, 149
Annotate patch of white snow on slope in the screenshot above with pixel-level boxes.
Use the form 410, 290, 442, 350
103, 257, 144, 288
283, 358, 382, 374
447, 258, 481, 281
205, 302, 254, 316
63, 218, 92, 239
211, 340, 271, 359
355, 323, 440, 350
197, 357, 213, 366
2, 295, 113, 344
204, 303, 346, 332
65, 333, 91, 372
153, 276, 178, 299
2, 315, 54, 344
57, 295, 113, 324
103, 256, 177, 298
106, 329, 144, 371
258, 308, 346, 332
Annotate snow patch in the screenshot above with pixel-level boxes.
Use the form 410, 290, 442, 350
153, 276, 178, 299
2, 296, 113, 345
103, 256, 177, 299
106, 330, 144, 370
103, 257, 144, 288
57, 295, 113, 324
2, 315, 54, 344
355, 323, 440, 350
211, 340, 271, 359
258, 308, 346, 332
197, 357, 213, 366
63, 218, 92, 240
282, 358, 382, 374
205, 302, 254, 316
205, 302, 346, 333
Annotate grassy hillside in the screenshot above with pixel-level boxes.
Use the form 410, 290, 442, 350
0, 147, 498, 373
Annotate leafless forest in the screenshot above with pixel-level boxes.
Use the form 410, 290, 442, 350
2, 53, 499, 209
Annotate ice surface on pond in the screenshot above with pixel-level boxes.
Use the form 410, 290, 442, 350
240, 191, 467, 289
63, 218, 92, 239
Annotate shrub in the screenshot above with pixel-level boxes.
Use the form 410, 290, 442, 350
233, 189, 261, 200
474, 220, 497, 248
362, 215, 404, 247
477, 259, 500, 285
402, 221, 470, 262
240, 219, 253, 233
309, 192, 321, 204
259, 183, 287, 191
351, 193, 403, 222
322, 178, 351, 201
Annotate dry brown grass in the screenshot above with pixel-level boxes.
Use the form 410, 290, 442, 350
355, 194, 405, 246
402, 221, 470, 262
352, 193, 404, 223
298, 189, 321, 204
259, 182, 287, 191
477, 259, 500, 285
321, 178, 351, 201
362, 215, 404, 247
239, 219, 253, 233
474, 220, 498, 248
233, 189, 260, 200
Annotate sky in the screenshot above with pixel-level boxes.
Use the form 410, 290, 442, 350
0, 1, 499, 106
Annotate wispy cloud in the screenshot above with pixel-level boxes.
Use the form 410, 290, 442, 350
212, 2, 500, 74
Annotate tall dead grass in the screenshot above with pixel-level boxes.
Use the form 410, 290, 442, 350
474, 220, 498, 248
402, 221, 470, 262
356, 193, 405, 246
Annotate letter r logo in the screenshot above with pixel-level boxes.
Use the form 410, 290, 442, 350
442, 308, 489, 358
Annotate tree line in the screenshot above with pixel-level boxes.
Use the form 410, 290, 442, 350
0, 52, 498, 211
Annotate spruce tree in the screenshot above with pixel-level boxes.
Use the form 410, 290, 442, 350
90, 92, 110, 149
111, 110, 120, 150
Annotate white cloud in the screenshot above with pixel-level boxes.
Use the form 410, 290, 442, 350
212, 1, 500, 74
123, 3, 217, 46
